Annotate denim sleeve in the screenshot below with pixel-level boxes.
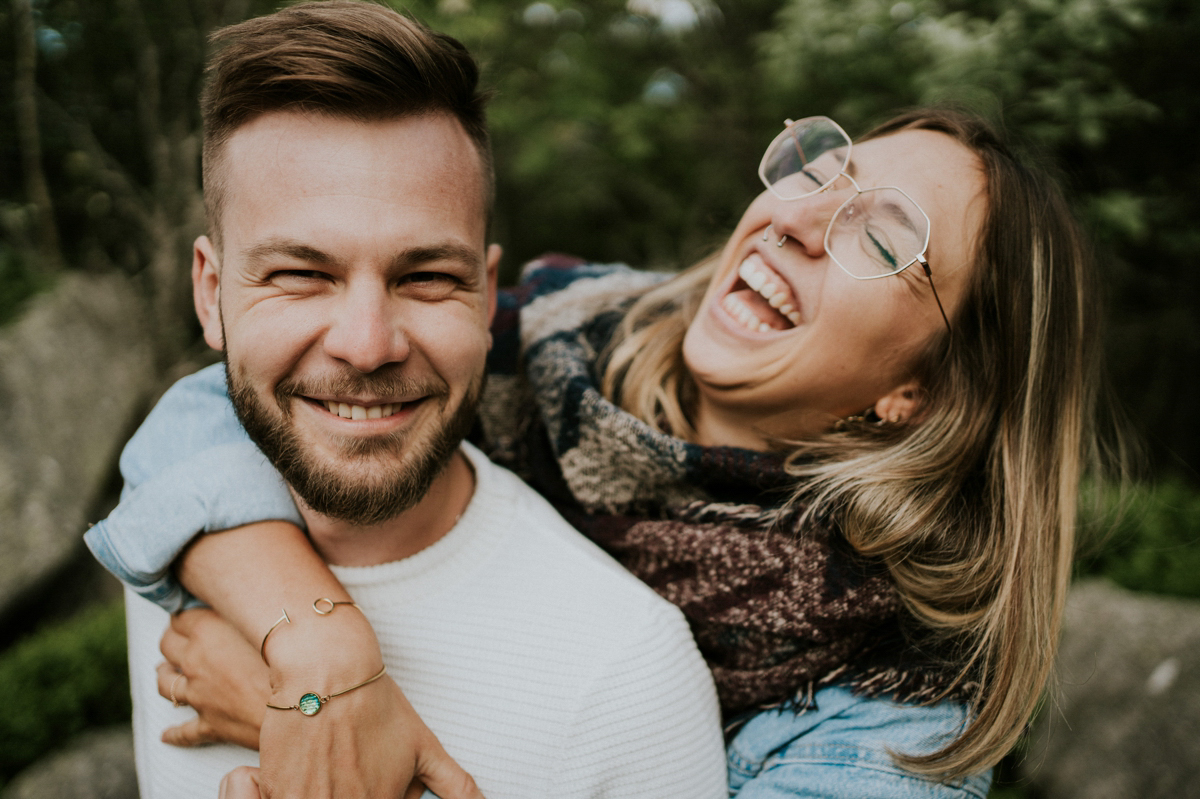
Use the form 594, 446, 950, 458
83, 362, 303, 612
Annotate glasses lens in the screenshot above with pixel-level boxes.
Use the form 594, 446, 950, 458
827, 188, 929, 278
760, 117, 850, 200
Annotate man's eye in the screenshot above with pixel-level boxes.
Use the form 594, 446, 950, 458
271, 269, 328, 282
406, 271, 453, 284
403, 271, 461, 298
404, 271, 463, 289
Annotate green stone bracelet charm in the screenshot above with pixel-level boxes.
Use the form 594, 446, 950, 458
266, 664, 387, 716
297, 693, 323, 716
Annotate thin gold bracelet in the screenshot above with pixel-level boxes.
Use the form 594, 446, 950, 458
259, 598, 363, 666
265, 664, 387, 716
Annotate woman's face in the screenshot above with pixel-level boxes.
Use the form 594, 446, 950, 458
682, 128, 987, 450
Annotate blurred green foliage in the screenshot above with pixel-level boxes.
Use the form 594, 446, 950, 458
1079, 477, 1200, 598
0, 601, 129, 788
397, 0, 782, 278
1, 0, 1197, 471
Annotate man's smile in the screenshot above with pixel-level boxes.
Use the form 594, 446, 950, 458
321, 400, 403, 420
303, 397, 418, 420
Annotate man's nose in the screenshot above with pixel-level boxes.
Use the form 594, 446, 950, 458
322, 284, 409, 373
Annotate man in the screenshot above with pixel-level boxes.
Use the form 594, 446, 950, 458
84, 3, 724, 798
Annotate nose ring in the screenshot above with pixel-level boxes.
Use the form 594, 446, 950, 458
762, 224, 788, 248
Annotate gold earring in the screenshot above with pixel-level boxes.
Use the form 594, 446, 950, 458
834, 408, 885, 432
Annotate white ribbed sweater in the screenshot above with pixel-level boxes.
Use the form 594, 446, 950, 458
125, 443, 726, 798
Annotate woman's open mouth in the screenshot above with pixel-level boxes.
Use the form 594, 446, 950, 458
721, 253, 801, 333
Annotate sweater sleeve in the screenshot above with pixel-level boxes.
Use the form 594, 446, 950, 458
553, 601, 727, 799
83, 363, 302, 612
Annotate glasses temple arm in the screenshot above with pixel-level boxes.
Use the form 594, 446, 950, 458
919, 257, 953, 336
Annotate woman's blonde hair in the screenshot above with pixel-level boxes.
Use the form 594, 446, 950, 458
602, 109, 1122, 778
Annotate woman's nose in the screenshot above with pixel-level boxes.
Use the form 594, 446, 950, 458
322, 284, 410, 373
768, 189, 842, 257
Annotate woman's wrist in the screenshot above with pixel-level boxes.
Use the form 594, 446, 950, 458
260, 599, 384, 697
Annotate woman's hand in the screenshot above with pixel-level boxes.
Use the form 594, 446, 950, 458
157, 607, 268, 749
255, 673, 481, 799
166, 522, 484, 797
157, 606, 485, 798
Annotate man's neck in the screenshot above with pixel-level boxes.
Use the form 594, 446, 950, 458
295, 448, 476, 567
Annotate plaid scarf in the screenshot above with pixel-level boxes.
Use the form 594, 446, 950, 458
475, 257, 969, 718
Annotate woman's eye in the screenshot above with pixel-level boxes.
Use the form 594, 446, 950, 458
864, 226, 900, 269
801, 168, 826, 187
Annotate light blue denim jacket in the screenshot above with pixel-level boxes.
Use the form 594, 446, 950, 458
726, 686, 991, 798
84, 363, 302, 611
84, 363, 993, 797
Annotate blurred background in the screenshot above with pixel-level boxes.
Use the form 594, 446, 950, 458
0, 0, 1197, 796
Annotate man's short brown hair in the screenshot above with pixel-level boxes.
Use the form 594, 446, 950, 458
201, 0, 493, 246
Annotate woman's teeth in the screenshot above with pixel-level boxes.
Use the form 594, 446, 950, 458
722, 294, 775, 333
739, 259, 800, 323
722, 257, 801, 332
323, 401, 401, 420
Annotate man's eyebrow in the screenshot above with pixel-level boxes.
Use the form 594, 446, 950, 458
243, 241, 335, 265
390, 243, 481, 271
240, 241, 482, 270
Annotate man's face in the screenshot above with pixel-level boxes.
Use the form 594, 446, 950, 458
192, 111, 499, 525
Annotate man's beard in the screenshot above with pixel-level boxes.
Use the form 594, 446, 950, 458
226, 360, 482, 527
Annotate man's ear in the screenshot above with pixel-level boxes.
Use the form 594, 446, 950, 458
873, 381, 923, 424
484, 243, 502, 349
192, 235, 224, 352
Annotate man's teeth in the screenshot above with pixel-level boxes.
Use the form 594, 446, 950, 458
323, 401, 401, 419
735, 258, 801, 326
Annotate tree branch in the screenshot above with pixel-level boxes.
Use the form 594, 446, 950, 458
11, 0, 63, 273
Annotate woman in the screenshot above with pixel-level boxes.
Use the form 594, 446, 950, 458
89, 108, 1111, 796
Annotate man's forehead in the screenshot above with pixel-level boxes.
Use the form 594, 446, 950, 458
216, 110, 488, 235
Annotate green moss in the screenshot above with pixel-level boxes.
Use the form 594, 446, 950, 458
0, 245, 53, 327
0, 601, 129, 786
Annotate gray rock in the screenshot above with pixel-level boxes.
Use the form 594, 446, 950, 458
0, 726, 138, 799
1022, 580, 1200, 799
0, 272, 157, 619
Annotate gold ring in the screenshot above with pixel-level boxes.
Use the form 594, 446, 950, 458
170, 672, 186, 707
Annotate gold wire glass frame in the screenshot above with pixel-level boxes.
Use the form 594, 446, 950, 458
756, 116, 950, 331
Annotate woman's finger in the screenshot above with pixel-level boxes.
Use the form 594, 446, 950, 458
155, 661, 187, 706
219, 766, 261, 799
159, 623, 186, 665
171, 606, 218, 635
414, 735, 486, 799
162, 716, 219, 748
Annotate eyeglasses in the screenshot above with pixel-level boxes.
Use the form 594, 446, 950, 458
758, 116, 951, 333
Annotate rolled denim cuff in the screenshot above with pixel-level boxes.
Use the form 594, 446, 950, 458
84, 441, 303, 613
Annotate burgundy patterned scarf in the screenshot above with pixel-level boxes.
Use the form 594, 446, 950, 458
476, 259, 970, 718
